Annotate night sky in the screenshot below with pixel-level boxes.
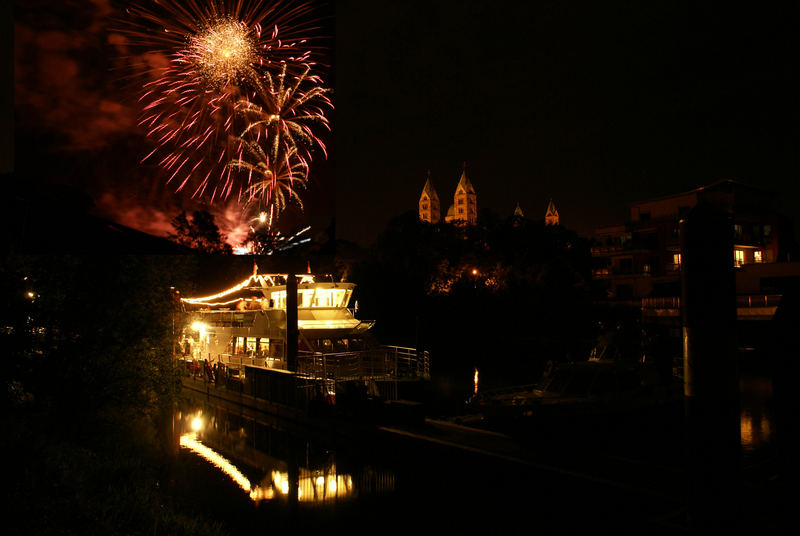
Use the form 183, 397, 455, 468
335, 0, 799, 245
8, 1, 800, 248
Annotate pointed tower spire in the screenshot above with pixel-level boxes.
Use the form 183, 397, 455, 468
450, 162, 477, 225
514, 203, 525, 218
545, 198, 560, 226
456, 162, 475, 194
419, 171, 441, 223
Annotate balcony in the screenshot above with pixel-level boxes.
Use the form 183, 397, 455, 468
641, 295, 781, 320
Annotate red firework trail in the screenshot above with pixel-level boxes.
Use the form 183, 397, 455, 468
118, 0, 331, 204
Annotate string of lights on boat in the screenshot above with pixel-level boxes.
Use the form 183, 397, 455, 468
180, 271, 316, 306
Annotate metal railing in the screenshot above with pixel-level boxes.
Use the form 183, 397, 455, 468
642, 297, 681, 310
295, 345, 430, 382
642, 295, 782, 311
383, 345, 430, 379
180, 345, 430, 390
736, 294, 782, 308
216, 353, 285, 370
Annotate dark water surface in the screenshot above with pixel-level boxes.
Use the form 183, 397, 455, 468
170, 372, 781, 534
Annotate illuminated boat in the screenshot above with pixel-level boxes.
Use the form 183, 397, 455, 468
177, 267, 429, 397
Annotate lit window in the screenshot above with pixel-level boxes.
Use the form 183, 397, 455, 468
673, 253, 681, 267
734, 249, 745, 267
754, 250, 762, 263
422, 204, 428, 210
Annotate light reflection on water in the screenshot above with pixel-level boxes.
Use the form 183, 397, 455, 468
176, 406, 395, 505
740, 376, 774, 456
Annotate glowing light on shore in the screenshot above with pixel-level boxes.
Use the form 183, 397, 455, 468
474, 367, 479, 395
191, 416, 203, 432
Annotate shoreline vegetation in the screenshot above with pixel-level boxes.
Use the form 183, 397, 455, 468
3, 255, 226, 535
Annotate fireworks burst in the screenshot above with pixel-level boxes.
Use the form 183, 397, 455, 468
186, 18, 257, 87
121, 0, 330, 204
238, 63, 332, 164
228, 137, 309, 221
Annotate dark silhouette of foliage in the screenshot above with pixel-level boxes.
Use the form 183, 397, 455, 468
171, 210, 233, 254
2, 254, 225, 535
350, 210, 596, 398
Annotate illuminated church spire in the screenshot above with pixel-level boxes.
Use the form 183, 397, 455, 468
545, 198, 559, 226
447, 162, 477, 225
418, 171, 441, 223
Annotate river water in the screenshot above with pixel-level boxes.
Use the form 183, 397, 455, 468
169, 371, 780, 534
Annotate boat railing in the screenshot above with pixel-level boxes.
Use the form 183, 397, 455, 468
382, 345, 430, 379
179, 344, 429, 387
296, 345, 430, 382
217, 353, 285, 370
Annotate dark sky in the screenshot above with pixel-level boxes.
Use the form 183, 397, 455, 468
8, 1, 800, 248
335, 0, 799, 245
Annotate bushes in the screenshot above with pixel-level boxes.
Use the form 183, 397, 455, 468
3, 254, 226, 535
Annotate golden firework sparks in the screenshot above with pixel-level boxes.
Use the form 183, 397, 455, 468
187, 19, 256, 87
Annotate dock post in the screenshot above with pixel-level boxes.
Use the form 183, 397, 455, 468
286, 274, 299, 408
680, 200, 740, 529
286, 273, 298, 372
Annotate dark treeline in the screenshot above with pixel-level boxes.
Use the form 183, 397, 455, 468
347, 210, 597, 404
2, 254, 227, 535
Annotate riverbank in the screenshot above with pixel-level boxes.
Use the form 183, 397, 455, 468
4, 408, 228, 536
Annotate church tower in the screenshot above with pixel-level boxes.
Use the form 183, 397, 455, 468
545, 199, 559, 226
446, 164, 477, 225
418, 172, 441, 223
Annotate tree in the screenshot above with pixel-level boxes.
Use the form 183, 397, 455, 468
350, 209, 596, 389
2, 254, 226, 535
170, 210, 233, 254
